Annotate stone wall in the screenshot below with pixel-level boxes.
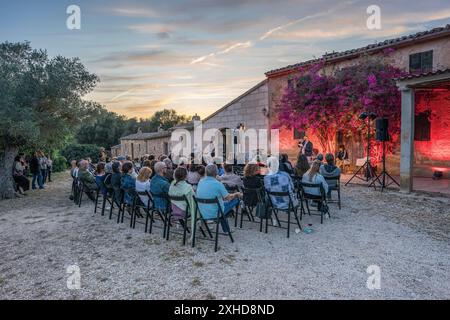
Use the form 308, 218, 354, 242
120, 137, 170, 159
414, 90, 450, 177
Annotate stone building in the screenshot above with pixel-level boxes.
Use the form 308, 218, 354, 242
120, 129, 171, 160
265, 24, 450, 182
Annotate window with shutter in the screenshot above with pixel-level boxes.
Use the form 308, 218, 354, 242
409, 51, 433, 73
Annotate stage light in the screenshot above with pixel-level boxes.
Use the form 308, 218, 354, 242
359, 112, 368, 120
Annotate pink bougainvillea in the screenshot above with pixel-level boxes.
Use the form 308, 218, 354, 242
275, 53, 407, 164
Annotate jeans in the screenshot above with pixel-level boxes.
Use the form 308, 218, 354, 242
32, 173, 43, 189
41, 169, 47, 185
220, 198, 240, 232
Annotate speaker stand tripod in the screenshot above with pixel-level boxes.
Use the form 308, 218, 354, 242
368, 140, 399, 192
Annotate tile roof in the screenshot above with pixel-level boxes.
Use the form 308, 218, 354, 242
266, 24, 450, 77
120, 131, 171, 140
396, 68, 450, 81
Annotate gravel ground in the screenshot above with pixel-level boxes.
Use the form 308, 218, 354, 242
0, 172, 449, 300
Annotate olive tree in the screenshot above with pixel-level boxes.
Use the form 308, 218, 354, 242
0, 42, 99, 199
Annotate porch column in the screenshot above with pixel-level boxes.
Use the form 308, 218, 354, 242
399, 87, 415, 193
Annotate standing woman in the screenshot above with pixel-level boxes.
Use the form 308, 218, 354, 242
38, 151, 48, 187
46, 155, 53, 183
13, 155, 30, 195
30, 151, 43, 189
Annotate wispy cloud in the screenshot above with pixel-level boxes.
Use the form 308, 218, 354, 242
110, 7, 157, 18
260, 0, 359, 40
191, 41, 252, 64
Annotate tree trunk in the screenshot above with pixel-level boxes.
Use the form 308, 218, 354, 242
0, 145, 18, 200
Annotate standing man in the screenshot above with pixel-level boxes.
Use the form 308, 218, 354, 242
298, 135, 313, 162
30, 152, 42, 189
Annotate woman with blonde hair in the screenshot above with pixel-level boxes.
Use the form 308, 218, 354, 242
135, 166, 152, 207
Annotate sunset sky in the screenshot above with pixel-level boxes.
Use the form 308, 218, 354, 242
2, 0, 450, 119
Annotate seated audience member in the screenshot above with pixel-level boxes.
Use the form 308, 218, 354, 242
142, 159, 152, 169
168, 167, 196, 228
135, 167, 152, 207
264, 156, 298, 210
86, 157, 95, 174
134, 158, 141, 171
95, 162, 108, 196
315, 153, 324, 163
214, 158, 225, 176
111, 161, 122, 204
187, 164, 201, 185
77, 160, 98, 201
302, 160, 329, 200
197, 165, 206, 180
295, 154, 310, 178
105, 158, 114, 174
218, 164, 243, 189
13, 155, 30, 195
242, 163, 263, 207
150, 162, 170, 211
196, 164, 242, 232
149, 160, 158, 179
319, 153, 341, 198
70, 160, 79, 179
121, 161, 136, 205
336, 144, 349, 170
279, 154, 295, 176
163, 158, 175, 182
177, 156, 189, 168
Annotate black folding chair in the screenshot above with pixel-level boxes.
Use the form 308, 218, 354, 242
109, 187, 124, 223
77, 181, 86, 207
265, 190, 302, 238
94, 174, 111, 215
120, 188, 138, 227
167, 194, 191, 245
129, 191, 154, 233
241, 187, 263, 229
324, 175, 341, 210
192, 196, 234, 252
299, 182, 330, 224
223, 184, 241, 227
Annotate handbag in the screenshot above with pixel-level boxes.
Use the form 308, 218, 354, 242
255, 201, 271, 219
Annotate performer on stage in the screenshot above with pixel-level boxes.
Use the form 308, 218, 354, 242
298, 135, 313, 162
335, 144, 349, 171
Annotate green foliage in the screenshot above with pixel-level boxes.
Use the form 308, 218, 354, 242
52, 154, 68, 172
60, 143, 101, 163
75, 108, 191, 149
